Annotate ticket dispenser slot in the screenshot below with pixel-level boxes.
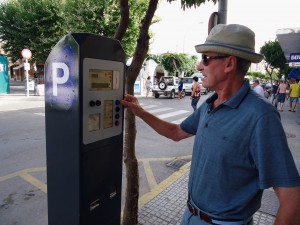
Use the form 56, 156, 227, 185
45, 33, 125, 225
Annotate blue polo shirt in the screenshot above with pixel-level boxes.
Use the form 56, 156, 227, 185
181, 80, 300, 220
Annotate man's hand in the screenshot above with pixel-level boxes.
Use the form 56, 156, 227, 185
120, 94, 144, 117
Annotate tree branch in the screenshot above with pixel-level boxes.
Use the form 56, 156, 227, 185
114, 0, 129, 41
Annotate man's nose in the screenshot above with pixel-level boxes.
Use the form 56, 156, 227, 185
197, 62, 204, 72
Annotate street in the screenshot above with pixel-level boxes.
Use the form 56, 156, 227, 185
0, 88, 212, 225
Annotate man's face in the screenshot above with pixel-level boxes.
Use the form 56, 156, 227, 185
196, 52, 231, 91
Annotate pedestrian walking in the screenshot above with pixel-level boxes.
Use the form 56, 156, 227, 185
145, 76, 152, 97
121, 24, 300, 225
271, 80, 279, 107
276, 80, 289, 111
287, 78, 300, 112
253, 79, 264, 96
178, 78, 184, 99
190, 76, 201, 111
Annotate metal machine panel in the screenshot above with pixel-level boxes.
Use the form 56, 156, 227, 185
82, 58, 124, 144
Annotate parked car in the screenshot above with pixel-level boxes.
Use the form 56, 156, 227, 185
182, 77, 194, 95
152, 76, 185, 99
183, 72, 209, 95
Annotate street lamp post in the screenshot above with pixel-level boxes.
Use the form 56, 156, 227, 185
21, 49, 32, 97
218, 0, 228, 24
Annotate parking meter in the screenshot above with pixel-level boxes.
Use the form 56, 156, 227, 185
45, 33, 125, 225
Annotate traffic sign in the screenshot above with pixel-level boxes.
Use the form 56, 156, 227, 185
21, 49, 32, 59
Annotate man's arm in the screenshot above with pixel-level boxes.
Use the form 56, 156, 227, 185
121, 95, 192, 141
276, 86, 280, 95
273, 186, 300, 225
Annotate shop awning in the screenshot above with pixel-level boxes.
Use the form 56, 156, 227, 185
288, 68, 300, 80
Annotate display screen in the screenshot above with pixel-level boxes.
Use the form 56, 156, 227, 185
89, 69, 113, 91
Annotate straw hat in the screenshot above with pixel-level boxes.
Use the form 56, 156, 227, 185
195, 24, 263, 63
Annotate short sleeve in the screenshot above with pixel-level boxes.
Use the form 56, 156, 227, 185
250, 111, 300, 189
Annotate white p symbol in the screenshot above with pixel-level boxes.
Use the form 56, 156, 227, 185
52, 62, 69, 96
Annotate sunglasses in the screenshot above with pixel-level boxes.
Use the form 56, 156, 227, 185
201, 54, 230, 66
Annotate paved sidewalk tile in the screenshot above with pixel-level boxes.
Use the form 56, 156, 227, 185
138, 170, 276, 225
138, 172, 188, 225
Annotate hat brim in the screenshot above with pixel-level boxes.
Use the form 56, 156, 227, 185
195, 43, 264, 63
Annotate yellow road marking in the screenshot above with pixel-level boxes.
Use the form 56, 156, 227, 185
138, 162, 190, 208
0, 167, 46, 182
139, 155, 192, 162
139, 155, 191, 190
19, 172, 48, 193
142, 160, 157, 189
0, 156, 191, 207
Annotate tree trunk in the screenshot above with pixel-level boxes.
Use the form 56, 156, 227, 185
122, 80, 139, 225
118, 1, 159, 224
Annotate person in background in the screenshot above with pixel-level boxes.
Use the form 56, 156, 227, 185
121, 24, 300, 225
145, 76, 152, 97
287, 78, 300, 112
190, 76, 201, 111
271, 80, 279, 106
178, 78, 184, 99
286, 81, 291, 98
253, 79, 264, 96
276, 80, 289, 112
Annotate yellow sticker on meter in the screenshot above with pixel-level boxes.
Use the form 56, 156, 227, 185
103, 100, 113, 129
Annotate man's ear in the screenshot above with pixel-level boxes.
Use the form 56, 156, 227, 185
224, 56, 237, 73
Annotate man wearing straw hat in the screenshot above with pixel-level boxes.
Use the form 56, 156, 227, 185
121, 24, 300, 225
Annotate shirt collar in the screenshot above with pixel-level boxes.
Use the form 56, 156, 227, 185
206, 79, 251, 109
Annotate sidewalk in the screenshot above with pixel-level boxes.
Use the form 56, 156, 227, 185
138, 165, 278, 225
2, 81, 300, 225
0, 80, 44, 112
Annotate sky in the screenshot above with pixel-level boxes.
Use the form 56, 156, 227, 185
150, 0, 300, 57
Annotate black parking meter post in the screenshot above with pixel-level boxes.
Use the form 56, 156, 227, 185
45, 33, 125, 225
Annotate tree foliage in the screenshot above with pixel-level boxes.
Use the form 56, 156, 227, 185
247, 71, 273, 81
167, 0, 218, 10
0, 0, 63, 63
0, 0, 148, 63
260, 40, 292, 81
62, 0, 149, 58
147, 52, 198, 76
